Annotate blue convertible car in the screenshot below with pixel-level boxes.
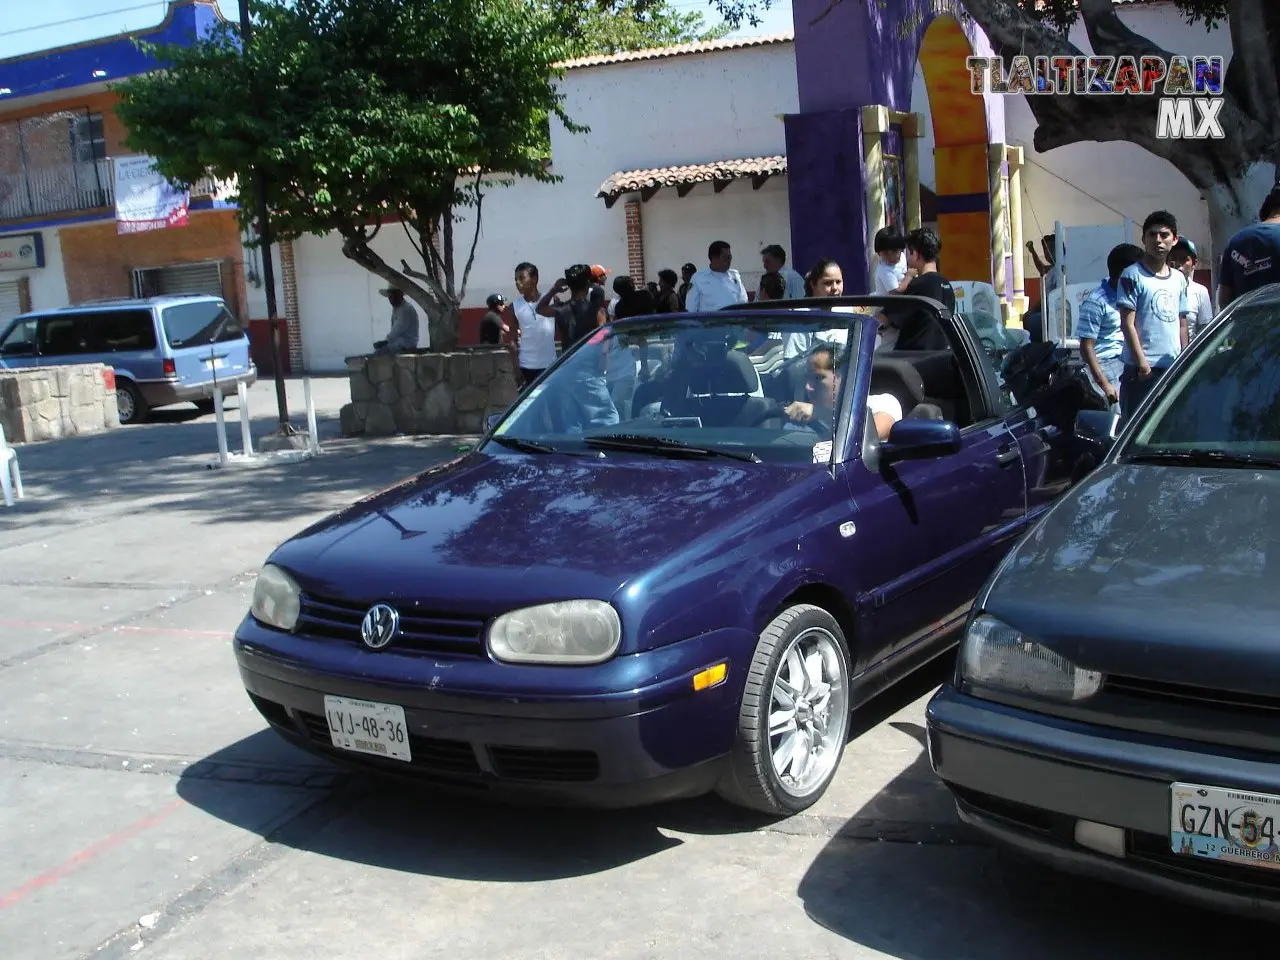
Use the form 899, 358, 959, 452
234, 296, 1095, 814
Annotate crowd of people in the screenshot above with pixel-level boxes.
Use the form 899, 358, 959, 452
486, 228, 957, 391
1073, 183, 1280, 425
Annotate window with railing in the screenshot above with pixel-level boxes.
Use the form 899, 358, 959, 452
0, 108, 112, 219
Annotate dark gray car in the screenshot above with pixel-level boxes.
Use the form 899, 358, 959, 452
926, 282, 1280, 918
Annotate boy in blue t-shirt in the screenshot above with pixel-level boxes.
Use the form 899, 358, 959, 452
1117, 210, 1189, 424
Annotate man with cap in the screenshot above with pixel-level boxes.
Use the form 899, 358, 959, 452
480, 294, 509, 345
373, 286, 421, 353
1168, 239, 1213, 339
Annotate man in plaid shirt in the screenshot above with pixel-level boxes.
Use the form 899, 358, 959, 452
1074, 243, 1143, 405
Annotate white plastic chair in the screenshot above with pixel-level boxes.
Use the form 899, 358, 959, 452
0, 422, 22, 507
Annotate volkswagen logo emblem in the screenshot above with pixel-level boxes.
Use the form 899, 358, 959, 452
360, 603, 400, 650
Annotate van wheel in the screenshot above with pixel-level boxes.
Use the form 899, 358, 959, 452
194, 399, 217, 415
715, 604, 852, 815
116, 380, 147, 425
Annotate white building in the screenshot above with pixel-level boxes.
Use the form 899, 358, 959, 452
288, 0, 1241, 371
290, 36, 800, 371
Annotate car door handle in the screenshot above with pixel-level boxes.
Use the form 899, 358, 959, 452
996, 445, 1020, 466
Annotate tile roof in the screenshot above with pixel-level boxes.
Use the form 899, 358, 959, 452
559, 34, 793, 71
597, 155, 787, 203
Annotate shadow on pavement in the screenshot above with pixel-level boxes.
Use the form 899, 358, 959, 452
798, 686, 1276, 959
177, 729, 780, 883
4, 406, 477, 527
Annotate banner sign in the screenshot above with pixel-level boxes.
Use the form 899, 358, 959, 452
113, 154, 190, 234
0, 233, 43, 272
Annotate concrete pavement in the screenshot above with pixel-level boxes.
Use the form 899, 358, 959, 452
0, 378, 1272, 959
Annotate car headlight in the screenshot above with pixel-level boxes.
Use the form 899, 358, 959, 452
250, 564, 301, 632
488, 600, 621, 665
959, 614, 1103, 702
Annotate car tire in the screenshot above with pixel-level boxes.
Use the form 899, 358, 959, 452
715, 603, 852, 815
194, 398, 217, 415
116, 379, 148, 425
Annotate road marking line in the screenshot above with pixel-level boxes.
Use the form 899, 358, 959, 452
0, 798, 185, 911
0, 619, 228, 639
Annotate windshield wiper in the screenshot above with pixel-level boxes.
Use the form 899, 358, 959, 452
583, 433, 760, 462
1126, 449, 1280, 469
489, 436, 560, 454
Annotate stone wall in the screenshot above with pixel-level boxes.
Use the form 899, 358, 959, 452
0, 364, 119, 443
339, 347, 521, 436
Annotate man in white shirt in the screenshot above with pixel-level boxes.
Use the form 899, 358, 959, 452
685, 240, 749, 312
1169, 239, 1214, 339
760, 244, 807, 300
782, 343, 902, 440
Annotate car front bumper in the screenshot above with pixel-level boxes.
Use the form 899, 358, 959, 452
234, 618, 751, 808
139, 365, 258, 407
926, 684, 1280, 919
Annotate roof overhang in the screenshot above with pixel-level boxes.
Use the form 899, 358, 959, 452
596, 155, 787, 208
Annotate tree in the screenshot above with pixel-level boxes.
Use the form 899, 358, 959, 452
707, 0, 1279, 258
116, 0, 578, 351
562, 0, 730, 56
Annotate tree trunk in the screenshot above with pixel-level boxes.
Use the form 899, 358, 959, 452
1203, 161, 1277, 270
339, 232, 460, 351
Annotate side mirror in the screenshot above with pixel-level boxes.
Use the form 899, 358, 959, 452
484, 413, 503, 433
1074, 408, 1119, 449
879, 418, 963, 463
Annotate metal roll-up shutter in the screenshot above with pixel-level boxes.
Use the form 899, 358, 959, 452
155, 261, 223, 297
0, 280, 23, 326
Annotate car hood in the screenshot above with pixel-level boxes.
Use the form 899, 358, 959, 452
984, 461, 1280, 693
270, 450, 820, 610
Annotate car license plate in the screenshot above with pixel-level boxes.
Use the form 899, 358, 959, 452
322, 695, 411, 762
203, 356, 226, 369
1170, 781, 1280, 870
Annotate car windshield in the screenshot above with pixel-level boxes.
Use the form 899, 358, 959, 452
1128, 300, 1280, 459
485, 312, 865, 464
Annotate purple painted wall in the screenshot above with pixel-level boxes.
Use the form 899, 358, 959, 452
785, 0, 1007, 290
0, 0, 226, 103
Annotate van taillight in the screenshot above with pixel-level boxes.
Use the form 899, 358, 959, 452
163, 358, 176, 376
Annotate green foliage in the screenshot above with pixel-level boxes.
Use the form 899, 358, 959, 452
115, 0, 578, 332
706, 0, 1229, 32
559, 0, 730, 56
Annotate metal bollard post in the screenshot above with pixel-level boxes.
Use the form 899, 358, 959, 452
304, 376, 321, 455
236, 382, 254, 456
212, 389, 230, 464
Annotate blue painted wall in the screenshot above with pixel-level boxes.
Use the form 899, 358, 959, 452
0, 1, 226, 103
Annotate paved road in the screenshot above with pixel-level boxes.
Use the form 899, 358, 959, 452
0, 379, 1272, 959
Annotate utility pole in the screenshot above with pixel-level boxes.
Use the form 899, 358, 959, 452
238, 0, 292, 434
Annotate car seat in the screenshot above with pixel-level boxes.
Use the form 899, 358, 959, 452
869, 358, 926, 418
666, 345, 774, 427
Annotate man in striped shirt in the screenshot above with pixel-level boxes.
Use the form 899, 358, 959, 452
1075, 243, 1143, 405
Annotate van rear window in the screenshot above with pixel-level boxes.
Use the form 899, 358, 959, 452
162, 302, 243, 348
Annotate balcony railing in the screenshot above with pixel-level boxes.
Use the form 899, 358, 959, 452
0, 157, 226, 221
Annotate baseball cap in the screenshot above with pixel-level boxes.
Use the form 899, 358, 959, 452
589, 264, 610, 282
378, 286, 402, 297
486, 293, 507, 309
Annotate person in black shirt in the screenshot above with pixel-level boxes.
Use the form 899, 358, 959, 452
654, 269, 682, 313
479, 294, 508, 344
881, 227, 955, 351
540, 263, 607, 346
534, 264, 616, 431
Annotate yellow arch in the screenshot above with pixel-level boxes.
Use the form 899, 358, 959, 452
917, 14, 991, 284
